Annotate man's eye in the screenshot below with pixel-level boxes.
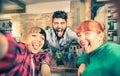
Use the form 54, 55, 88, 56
54, 22, 58, 25
61, 22, 65, 25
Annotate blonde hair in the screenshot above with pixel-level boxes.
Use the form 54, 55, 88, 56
21, 27, 46, 43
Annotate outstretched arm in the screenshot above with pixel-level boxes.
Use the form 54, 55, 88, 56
0, 31, 17, 70
0, 32, 8, 59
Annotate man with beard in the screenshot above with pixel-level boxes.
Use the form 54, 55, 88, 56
46, 11, 78, 66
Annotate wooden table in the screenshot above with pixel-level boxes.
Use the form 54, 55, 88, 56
50, 66, 77, 72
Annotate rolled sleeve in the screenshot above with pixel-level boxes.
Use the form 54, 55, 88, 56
39, 52, 51, 65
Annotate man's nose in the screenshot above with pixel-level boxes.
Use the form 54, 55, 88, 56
57, 23, 62, 28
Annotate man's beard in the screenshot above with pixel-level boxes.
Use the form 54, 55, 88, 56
53, 28, 66, 39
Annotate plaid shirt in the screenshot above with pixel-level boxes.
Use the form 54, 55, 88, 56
0, 32, 50, 76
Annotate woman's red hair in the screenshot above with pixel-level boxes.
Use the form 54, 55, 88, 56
76, 20, 107, 42
76, 20, 105, 34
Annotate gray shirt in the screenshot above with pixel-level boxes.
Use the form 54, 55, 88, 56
46, 28, 78, 56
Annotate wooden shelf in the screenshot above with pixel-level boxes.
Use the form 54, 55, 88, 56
108, 30, 117, 32
107, 18, 117, 20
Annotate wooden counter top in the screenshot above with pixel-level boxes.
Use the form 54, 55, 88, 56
50, 66, 77, 73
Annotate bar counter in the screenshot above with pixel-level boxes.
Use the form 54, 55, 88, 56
50, 66, 77, 72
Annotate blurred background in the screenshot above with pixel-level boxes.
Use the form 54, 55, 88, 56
0, 0, 120, 76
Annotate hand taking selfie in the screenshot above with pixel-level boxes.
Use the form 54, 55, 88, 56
0, 33, 8, 59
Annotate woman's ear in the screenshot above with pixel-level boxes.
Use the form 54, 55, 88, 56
99, 32, 104, 41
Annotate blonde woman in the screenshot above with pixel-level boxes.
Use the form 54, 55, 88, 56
0, 27, 51, 76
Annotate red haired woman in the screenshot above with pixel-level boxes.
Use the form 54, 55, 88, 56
76, 20, 120, 76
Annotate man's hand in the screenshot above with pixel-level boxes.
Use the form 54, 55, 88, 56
0, 33, 8, 59
41, 64, 51, 76
78, 64, 86, 76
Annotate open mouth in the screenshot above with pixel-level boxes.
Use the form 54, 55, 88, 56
32, 42, 40, 50
81, 42, 90, 52
56, 28, 64, 37
56, 28, 64, 32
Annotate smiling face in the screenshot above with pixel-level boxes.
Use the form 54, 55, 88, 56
52, 18, 67, 38
25, 27, 45, 54
76, 20, 105, 53
77, 31, 104, 53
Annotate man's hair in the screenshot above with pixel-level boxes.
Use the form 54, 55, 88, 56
52, 11, 68, 22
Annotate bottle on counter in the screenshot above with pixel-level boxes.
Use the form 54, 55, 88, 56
108, 21, 114, 30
